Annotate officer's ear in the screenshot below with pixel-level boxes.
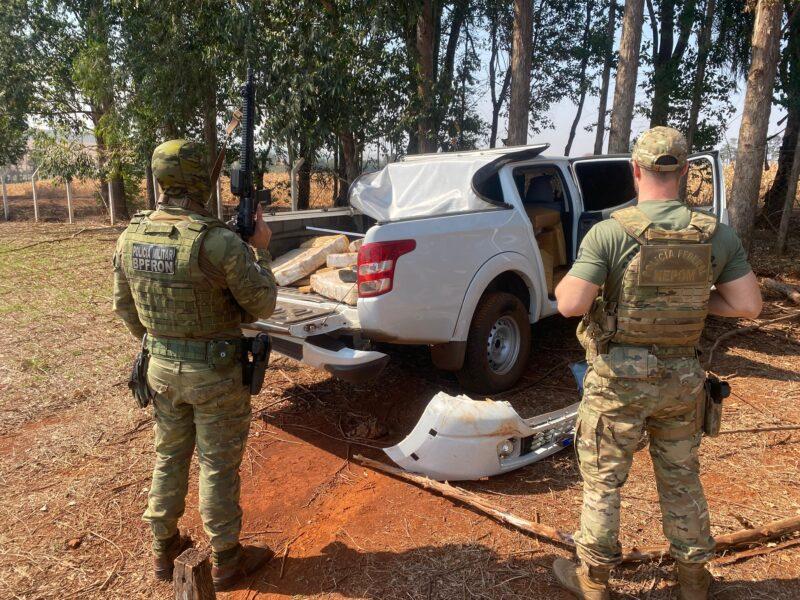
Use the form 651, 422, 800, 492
631, 160, 642, 181
679, 162, 689, 177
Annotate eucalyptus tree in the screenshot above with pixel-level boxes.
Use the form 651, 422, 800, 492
252, 0, 406, 207
608, 0, 645, 152
763, 0, 800, 226
728, 0, 784, 250
27, 0, 130, 218
0, 0, 34, 167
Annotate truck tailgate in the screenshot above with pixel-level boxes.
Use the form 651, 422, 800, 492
248, 287, 355, 338
244, 288, 388, 384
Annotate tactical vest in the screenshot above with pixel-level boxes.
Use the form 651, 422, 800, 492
578, 206, 717, 370
120, 210, 242, 338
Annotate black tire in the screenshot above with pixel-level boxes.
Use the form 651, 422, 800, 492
456, 291, 531, 394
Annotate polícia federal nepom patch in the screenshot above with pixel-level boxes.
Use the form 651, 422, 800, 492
131, 243, 177, 274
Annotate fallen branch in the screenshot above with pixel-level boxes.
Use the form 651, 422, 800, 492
0, 226, 123, 255
762, 278, 800, 305
712, 537, 800, 566
354, 455, 800, 564
353, 454, 574, 548
705, 311, 800, 367
624, 515, 800, 562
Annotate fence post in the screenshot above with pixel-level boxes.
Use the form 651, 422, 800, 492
65, 180, 74, 224
31, 169, 40, 222
108, 181, 115, 225
2, 169, 9, 221
216, 178, 223, 220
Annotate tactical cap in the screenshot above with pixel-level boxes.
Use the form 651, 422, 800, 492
632, 126, 688, 172
152, 140, 211, 209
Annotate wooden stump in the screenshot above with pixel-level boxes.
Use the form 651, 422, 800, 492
173, 547, 216, 600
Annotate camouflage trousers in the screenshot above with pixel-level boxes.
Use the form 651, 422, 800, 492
573, 357, 716, 567
142, 355, 251, 556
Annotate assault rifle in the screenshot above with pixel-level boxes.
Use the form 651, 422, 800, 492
230, 67, 270, 240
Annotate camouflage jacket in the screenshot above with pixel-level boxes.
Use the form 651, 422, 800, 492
112, 207, 276, 340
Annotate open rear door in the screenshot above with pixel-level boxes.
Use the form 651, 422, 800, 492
570, 150, 728, 254
569, 155, 637, 254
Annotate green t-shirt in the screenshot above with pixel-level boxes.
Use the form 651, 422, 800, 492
568, 200, 752, 302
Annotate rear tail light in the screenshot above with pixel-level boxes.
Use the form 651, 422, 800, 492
357, 239, 416, 298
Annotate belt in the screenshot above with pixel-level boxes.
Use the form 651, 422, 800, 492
608, 342, 696, 359
145, 335, 242, 364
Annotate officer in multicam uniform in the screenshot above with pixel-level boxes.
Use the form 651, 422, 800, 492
551, 127, 762, 600
112, 139, 277, 590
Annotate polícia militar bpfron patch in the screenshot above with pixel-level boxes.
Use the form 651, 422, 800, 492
131, 243, 177, 274
638, 244, 711, 286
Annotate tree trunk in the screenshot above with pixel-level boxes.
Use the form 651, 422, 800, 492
415, 0, 437, 153
593, 0, 618, 154
565, 0, 595, 156
686, 0, 716, 151
648, 0, 673, 127
763, 1, 800, 226
763, 107, 799, 224
145, 160, 156, 210
608, 0, 645, 153
109, 171, 129, 221
648, 0, 698, 128
337, 130, 360, 207
203, 80, 218, 161
728, 0, 783, 250
775, 131, 800, 256
297, 159, 311, 211
433, 0, 469, 137
507, 0, 533, 145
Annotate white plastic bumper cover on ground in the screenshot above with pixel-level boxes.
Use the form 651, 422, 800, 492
385, 392, 578, 481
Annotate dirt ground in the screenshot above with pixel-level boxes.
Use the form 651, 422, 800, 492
1, 212, 799, 599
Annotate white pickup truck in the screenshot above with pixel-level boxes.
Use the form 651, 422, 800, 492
249, 144, 727, 393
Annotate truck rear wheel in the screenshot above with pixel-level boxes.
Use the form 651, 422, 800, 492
457, 292, 530, 394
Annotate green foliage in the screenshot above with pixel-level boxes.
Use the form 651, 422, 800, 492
29, 130, 97, 182
5, 0, 779, 199
0, 0, 34, 165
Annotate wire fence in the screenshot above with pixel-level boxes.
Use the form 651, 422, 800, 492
0, 165, 341, 225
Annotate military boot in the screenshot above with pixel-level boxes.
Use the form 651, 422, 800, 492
552, 558, 610, 600
676, 561, 712, 600
211, 543, 275, 591
153, 531, 193, 581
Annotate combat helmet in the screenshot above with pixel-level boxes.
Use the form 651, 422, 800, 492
152, 139, 212, 213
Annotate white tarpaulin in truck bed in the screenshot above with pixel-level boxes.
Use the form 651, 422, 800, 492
349, 145, 548, 222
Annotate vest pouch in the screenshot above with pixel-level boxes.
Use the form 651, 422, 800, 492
592, 346, 660, 380
577, 300, 616, 361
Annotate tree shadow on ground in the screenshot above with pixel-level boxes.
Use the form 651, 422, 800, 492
233, 541, 564, 599
225, 540, 800, 599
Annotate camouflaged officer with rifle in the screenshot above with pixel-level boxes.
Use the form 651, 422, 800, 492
112, 133, 278, 589
552, 127, 763, 600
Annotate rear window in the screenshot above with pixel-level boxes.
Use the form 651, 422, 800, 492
574, 160, 636, 212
